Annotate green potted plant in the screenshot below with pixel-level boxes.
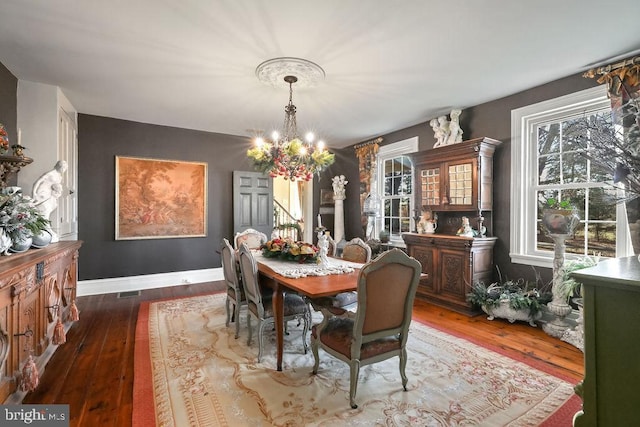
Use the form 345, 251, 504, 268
467, 267, 552, 327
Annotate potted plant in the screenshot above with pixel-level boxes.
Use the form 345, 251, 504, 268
541, 197, 580, 235
467, 268, 552, 327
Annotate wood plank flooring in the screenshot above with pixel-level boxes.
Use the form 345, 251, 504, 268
21, 282, 584, 426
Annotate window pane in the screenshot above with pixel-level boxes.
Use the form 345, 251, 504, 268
391, 199, 399, 216
384, 198, 391, 216
586, 223, 616, 256
562, 152, 588, 183
384, 160, 393, 178
539, 154, 560, 185
391, 218, 400, 234
384, 177, 392, 196
400, 156, 412, 174
538, 123, 561, 155
589, 188, 617, 221
392, 177, 401, 195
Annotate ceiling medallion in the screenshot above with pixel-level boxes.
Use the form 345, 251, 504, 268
255, 57, 325, 89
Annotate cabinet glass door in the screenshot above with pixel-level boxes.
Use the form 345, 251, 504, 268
448, 162, 473, 206
420, 167, 440, 207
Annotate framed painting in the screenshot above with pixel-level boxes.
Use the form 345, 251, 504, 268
320, 189, 334, 206
115, 156, 207, 240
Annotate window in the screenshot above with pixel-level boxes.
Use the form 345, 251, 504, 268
510, 85, 633, 267
376, 137, 418, 245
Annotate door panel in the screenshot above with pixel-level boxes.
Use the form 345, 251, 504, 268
233, 171, 273, 237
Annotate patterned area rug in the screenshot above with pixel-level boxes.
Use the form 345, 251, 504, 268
133, 293, 580, 426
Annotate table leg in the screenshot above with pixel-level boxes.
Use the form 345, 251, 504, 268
272, 283, 284, 371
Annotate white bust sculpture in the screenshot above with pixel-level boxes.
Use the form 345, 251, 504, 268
31, 160, 67, 242
332, 175, 348, 200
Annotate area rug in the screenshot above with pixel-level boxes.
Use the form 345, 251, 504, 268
133, 293, 580, 426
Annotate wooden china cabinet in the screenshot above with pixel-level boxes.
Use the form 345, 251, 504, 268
403, 137, 501, 315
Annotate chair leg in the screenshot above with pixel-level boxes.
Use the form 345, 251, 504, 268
257, 320, 267, 362
225, 297, 231, 327
301, 311, 310, 354
400, 347, 408, 391
349, 359, 361, 409
234, 303, 241, 339
247, 313, 253, 346
311, 333, 320, 374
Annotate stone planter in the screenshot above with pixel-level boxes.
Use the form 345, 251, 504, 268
482, 300, 542, 327
541, 208, 579, 235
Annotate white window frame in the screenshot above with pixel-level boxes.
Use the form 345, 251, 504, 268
376, 137, 419, 246
510, 85, 633, 268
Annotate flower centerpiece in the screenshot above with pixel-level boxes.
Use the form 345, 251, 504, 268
0, 188, 50, 254
261, 237, 319, 263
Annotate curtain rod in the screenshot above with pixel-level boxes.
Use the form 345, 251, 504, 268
353, 137, 383, 150
583, 55, 640, 78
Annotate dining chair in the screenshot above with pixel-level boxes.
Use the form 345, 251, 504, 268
221, 238, 246, 338
237, 242, 311, 362
234, 228, 268, 250
341, 237, 372, 263
309, 237, 371, 316
311, 248, 422, 409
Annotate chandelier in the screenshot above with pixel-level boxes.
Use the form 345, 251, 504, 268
248, 68, 334, 181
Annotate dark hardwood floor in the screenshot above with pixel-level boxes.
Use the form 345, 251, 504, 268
22, 282, 584, 426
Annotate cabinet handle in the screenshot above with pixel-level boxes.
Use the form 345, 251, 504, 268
69, 189, 75, 195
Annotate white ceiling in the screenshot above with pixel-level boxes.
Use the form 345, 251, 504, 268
0, 1, 639, 148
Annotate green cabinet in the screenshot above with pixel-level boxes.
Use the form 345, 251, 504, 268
571, 256, 640, 426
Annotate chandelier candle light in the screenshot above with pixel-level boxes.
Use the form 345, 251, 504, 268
247, 74, 334, 181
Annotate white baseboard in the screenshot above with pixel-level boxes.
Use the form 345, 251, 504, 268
77, 267, 224, 297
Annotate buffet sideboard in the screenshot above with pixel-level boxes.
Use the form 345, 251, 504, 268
0, 241, 82, 403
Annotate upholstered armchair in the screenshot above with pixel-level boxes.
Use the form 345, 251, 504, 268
221, 238, 245, 338
237, 242, 311, 362
311, 248, 421, 408
234, 228, 268, 250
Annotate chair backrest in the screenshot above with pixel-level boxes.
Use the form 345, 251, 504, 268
342, 237, 372, 263
237, 242, 265, 317
327, 234, 337, 257
234, 228, 268, 250
221, 238, 240, 294
353, 249, 421, 346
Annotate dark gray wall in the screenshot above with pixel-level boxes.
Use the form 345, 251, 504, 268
0, 62, 18, 186
78, 114, 256, 280
338, 73, 600, 283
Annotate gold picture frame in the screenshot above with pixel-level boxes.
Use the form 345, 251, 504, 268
115, 156, 207, 240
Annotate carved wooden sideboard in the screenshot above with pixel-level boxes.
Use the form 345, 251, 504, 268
0, 241, 82, 402
403, 233, 496, 315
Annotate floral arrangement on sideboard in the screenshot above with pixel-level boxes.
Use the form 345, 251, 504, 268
0, 187, 50, 255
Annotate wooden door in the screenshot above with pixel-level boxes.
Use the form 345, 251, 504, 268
233, 171, 273, 238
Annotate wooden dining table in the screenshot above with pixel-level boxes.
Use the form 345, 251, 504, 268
257, 260, 361, 371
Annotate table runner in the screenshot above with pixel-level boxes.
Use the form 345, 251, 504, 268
254, 252, 363, 278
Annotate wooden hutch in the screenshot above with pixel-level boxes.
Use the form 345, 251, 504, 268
0, 241, 82, 402
403, 137, 501, 315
